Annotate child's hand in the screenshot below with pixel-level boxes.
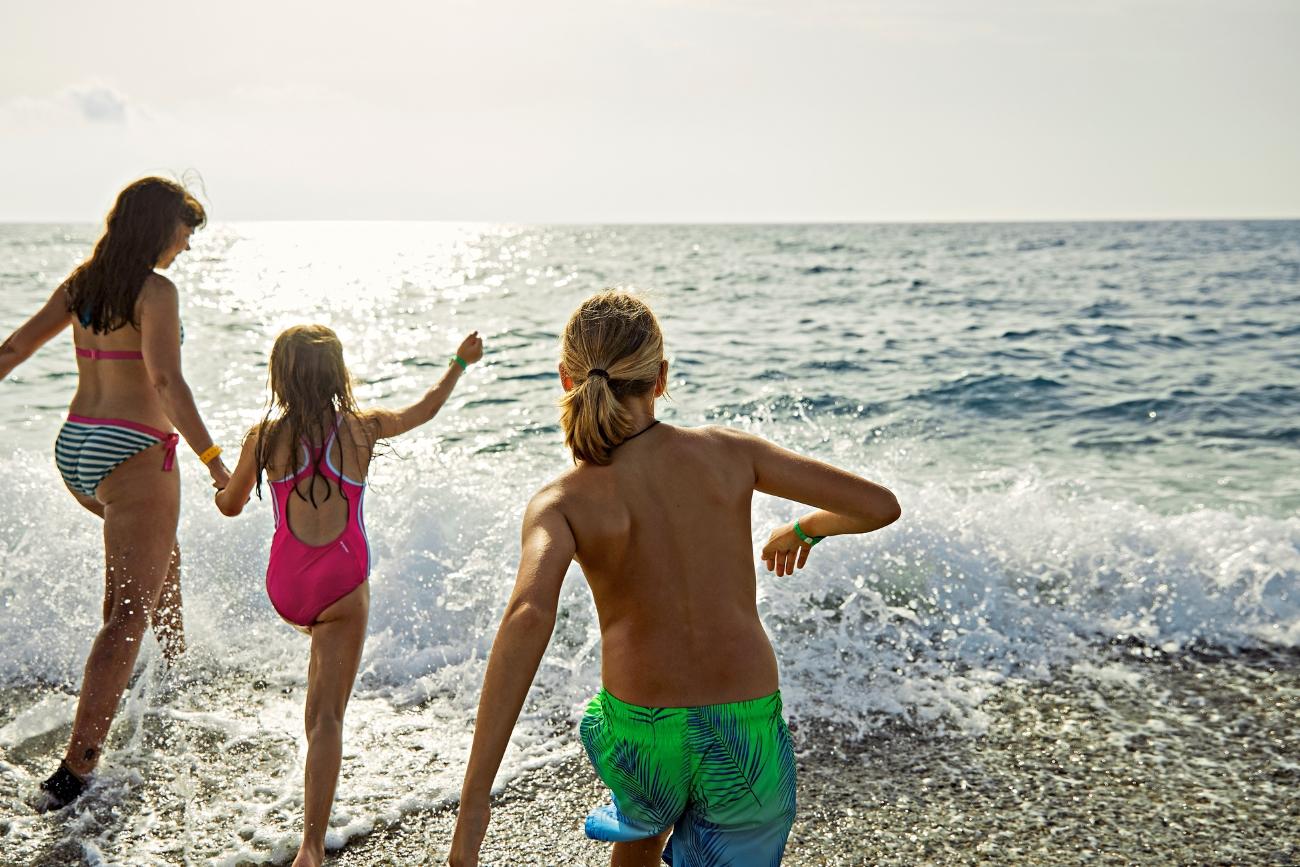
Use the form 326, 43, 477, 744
214, 485, 251, 515
456, 331, 484, 367
761, 522, 813, 577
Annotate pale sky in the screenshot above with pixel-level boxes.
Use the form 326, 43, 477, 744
2, 0, 1297, 222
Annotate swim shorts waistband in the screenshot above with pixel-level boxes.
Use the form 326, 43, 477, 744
593, 687, 783, 723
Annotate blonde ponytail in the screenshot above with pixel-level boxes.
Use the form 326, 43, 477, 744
559, 291, 666, 465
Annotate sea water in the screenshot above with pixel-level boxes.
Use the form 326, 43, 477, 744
0, 220, 1297, 864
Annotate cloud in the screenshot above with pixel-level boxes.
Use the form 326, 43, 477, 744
0, 82, 133, 128
68, 84, 128, 123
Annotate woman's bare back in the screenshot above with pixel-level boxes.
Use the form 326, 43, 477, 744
67, 275, 175, 429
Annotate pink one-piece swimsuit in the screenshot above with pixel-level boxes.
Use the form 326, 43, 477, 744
266, 423, 370, 627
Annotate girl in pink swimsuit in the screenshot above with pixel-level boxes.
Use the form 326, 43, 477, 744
264, 418, 371, 627
215, 323, 484, 867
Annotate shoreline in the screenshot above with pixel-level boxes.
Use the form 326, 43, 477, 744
324, 648, 1300, 867
4, 647, 1296, 865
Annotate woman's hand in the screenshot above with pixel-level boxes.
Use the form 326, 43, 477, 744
448, 801, 490, 867
214, 432, 258, 516
456, 331, 484, 366
761, 522, 813, 577
208, 458, 232, 491
0, 284, 73, 379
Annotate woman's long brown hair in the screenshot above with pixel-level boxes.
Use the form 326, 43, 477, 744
65, 177, 206, 333
254, 325, 365, 503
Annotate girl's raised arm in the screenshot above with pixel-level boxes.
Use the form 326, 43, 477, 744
449, 487, 574, 867
0, 285, 73, 380
728, 428, 901, 577
366, 331, 484, 441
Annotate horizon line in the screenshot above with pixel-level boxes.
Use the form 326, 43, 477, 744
3, 215, 1299, 227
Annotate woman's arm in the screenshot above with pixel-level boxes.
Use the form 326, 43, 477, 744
729, 428, 901, 577
449, 488, 575, 867
138, 275, 229, 488
0, 285, 72, 380
214, 428, 260, 516
366, 332, 484, 441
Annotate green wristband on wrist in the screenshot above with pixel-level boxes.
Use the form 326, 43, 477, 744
793, 520, 824, 546
451, 355, 468, 371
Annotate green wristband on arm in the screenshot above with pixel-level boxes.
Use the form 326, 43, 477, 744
451, 355, 468, 371
793, 520, 824, 546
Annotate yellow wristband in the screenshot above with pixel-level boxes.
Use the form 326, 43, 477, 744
198, 445, 222, 464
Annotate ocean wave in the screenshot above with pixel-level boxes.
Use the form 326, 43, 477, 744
914, 373, 1071, 415
1, 432, 1296, 861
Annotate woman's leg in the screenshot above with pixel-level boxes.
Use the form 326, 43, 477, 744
63, 485, 113, 622
61, 444, 180, 779
67, 485, 185, 661
294, 583, 369, 867
150, 543, 185, 662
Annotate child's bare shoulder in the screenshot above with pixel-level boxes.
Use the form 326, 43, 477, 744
516, 476, 575, 534
339, 410, 373, 436
241, 423, 263, 447
250, 420, 293, 473
691, 423, 760, 446
537, 466, 581, 498
663, 424, 763, 465
528, 467, 591, 516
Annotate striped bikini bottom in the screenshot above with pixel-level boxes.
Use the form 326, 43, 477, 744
54, 415, 179, 498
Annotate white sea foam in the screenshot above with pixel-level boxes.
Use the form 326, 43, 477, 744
1, 435, 1295, 861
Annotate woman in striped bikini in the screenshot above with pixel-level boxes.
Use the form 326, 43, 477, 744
0, 177, 231, 811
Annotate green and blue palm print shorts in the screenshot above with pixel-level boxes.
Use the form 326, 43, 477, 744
580, 688, 797, 866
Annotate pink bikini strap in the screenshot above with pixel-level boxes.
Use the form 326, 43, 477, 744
76, 347, 145, 361
161, 433, 179, 471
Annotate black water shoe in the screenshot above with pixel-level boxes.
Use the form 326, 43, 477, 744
30, 761, 87, 813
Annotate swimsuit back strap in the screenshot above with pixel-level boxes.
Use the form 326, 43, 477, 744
291, 424, 345, 484
326, 414, 342, 454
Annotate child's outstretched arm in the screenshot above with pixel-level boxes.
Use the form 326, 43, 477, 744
0, 284, 72, 380
368, 332, 484, 440
448, 488, 574, 867
731, 429, 901, 577
214, 429, 260, 516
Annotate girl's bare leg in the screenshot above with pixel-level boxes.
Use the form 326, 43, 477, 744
63, 444, 181, 778
293, 583, 369, 867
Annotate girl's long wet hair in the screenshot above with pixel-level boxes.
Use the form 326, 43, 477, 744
65, 177, 206, 333
559, 290, 666, 466
255, 325, 365, 503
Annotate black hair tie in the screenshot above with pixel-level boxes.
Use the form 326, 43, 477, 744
587, 368, 610, 380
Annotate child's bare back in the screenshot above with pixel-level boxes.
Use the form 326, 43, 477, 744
545, 423, 778, 707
